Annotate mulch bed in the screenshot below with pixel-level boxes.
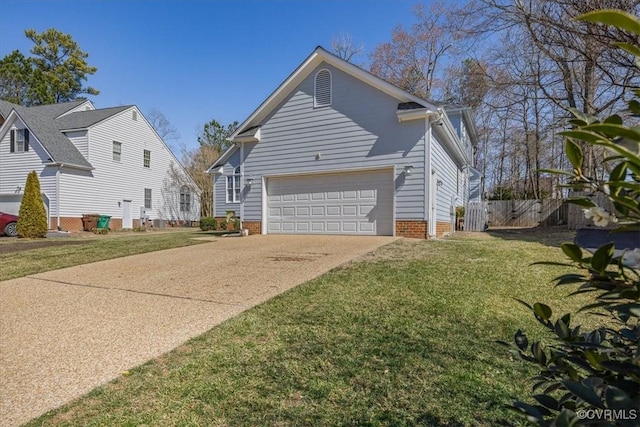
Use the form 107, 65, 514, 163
0, 240, 91, 255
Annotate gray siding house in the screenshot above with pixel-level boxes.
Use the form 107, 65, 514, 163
208, 46, 478, 238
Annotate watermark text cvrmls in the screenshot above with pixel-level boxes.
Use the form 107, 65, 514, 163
577, 409, 637, 422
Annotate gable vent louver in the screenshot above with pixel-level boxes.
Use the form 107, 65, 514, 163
314, 69, 332, 107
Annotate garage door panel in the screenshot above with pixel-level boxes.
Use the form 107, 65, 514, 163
360, 189, 375, 199
268, 223, 282, 232
326, 206, 341, 216
267, 170, 393, 236
343, 191, 357, 199
296, 222, 310, 232
360, 223, 374, 232
342, 205, 357, 216
359, 205, 374, 215
327, 222, 341, 232
269, 207, 281, 216
282, 222, 295, 231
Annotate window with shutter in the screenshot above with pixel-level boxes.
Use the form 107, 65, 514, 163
10, 129, 29, 153
314, 69, 332, 107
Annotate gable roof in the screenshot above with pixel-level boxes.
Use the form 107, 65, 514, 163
230, 46, 438, 141
5, 106, 93, 169
209, 46, 477, 172
210, 46, 441, 172
0, 99, 19, 119
56, 106, 132, 130
0, 100, 132, 170
27, 100, 88, 119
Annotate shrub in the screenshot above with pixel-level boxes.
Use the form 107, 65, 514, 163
502, 10, 640, 426
199, 217, 217, 231
16, 170, 48, 238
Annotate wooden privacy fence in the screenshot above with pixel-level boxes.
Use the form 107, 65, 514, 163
485, 199, 568, 227
463, 196, 616, 230
464, 201, 488, 231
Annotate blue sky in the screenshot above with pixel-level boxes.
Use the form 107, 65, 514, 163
0, 0, 424, 153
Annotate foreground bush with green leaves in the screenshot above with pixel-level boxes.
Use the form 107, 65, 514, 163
503, 10, 640, 426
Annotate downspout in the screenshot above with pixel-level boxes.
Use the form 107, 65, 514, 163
239, 143, 244, 230
424, 117, 431, 235
56, 164, 62, 229
426, 117, 438, 238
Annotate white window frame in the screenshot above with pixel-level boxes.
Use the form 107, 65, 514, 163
314, 68, 332, 108
113, 141, 122, 162
14, 129, 27, 152
144, 188, 152, 209
226, 166, 241, 203
143, 149, 151, 168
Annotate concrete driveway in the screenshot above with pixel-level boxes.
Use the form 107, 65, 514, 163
0, 234, 394, 426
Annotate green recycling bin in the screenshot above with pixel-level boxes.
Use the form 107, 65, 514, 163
97, 215, 111, 229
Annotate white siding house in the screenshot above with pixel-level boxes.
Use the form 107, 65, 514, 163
0, 99, 199, 231
208, 47, 478, 238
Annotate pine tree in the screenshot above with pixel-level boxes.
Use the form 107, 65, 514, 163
17, 171, 48, 238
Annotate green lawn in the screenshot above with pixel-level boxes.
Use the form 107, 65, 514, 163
0, 230, 207, 281
19, 229, 596, 426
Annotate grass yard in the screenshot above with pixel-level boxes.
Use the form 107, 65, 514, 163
23, 228, 598, 426
0, 229, 207, 281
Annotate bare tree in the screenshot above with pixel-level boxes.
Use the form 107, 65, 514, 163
478, 0, 640, 177
179, 144, 221, 218
159, 162, 199, 223
147, 108, 180, 151
330, 33, 364, 62
369, 2, 471, 100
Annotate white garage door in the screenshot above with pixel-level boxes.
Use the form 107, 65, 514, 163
267, 169, 394, 235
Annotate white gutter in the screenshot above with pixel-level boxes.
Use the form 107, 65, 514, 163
397, 108, 437, 123
240, 143, 245, 230
434, 108, 469, 165
47, 161, 94, 171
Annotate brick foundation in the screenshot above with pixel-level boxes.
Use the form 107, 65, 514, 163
436, 221, 453, 238
243, 221, 262, 235
49, 216, 132, 231
395, 220, 428, 239
395, 220, 454, 239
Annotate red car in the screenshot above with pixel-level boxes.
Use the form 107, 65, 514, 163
0, 212, 19, 237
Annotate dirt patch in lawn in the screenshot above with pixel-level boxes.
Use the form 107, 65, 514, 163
0, 240, 91, 255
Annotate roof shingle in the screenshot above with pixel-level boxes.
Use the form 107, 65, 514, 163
1, 100, 131, 169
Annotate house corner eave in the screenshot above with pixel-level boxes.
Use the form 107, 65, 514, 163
396, 108, 437, 123
206, 165, 223, 175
